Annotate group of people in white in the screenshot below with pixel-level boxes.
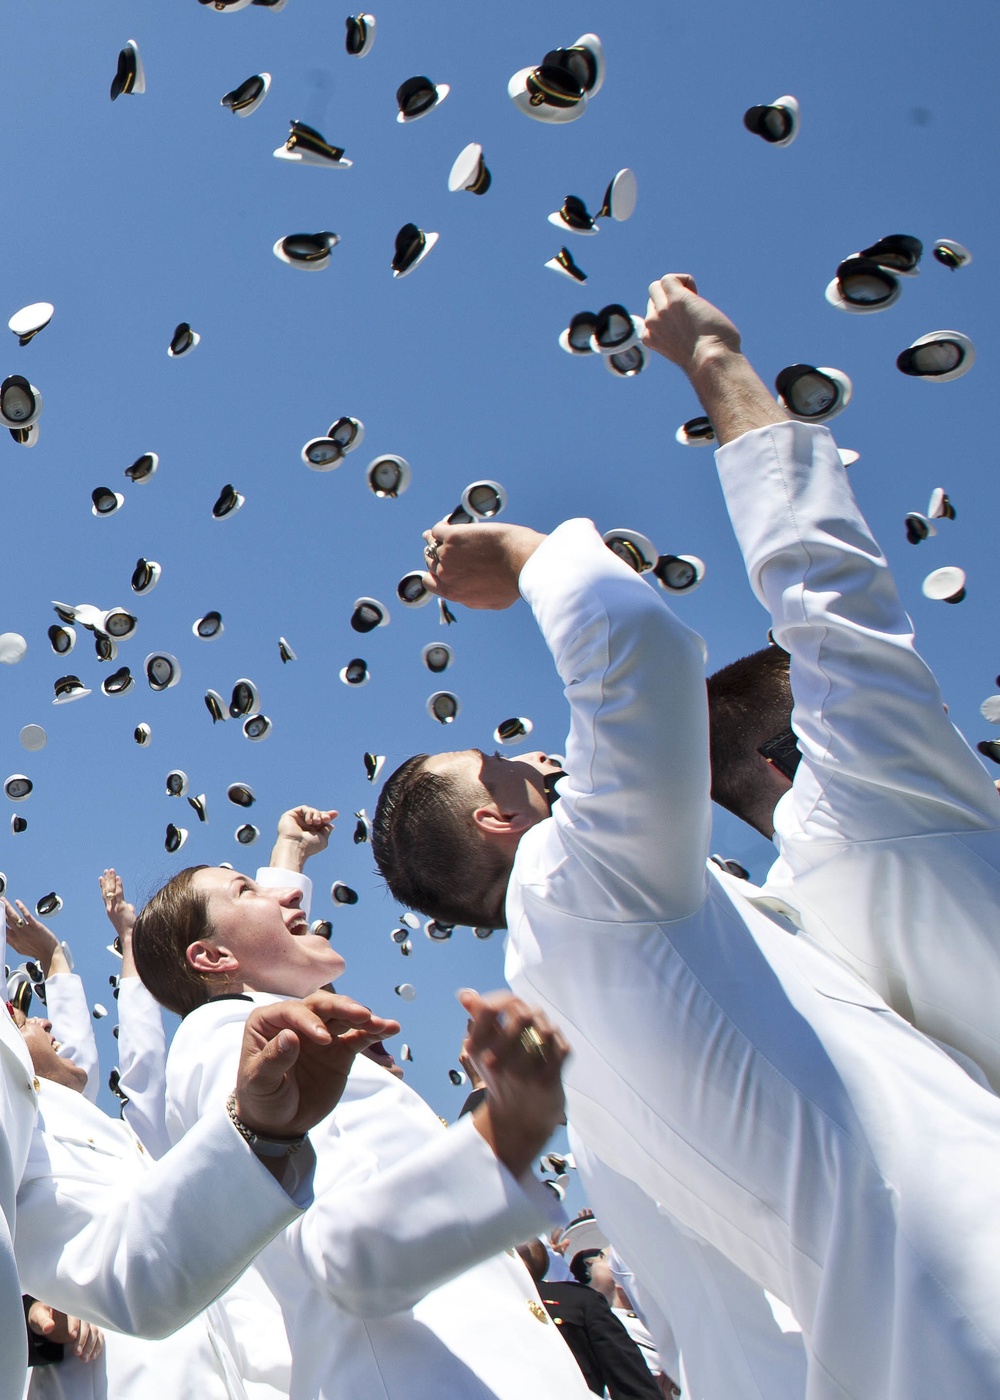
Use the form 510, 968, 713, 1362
3, 274, 999, 1400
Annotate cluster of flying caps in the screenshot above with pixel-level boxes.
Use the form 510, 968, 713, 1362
125, 452, 159, 485
275, 119, 352, 169
896, 330, 975, 383
559, 306, 647, 378
932, 238, 972, 270
548, 169, 638, 237
825, 234, 922, 314
392, 224, 438, 278
775, 364, 852, 424
449, 143, 491, 196
302, 416, 365, 471
201, 678, 272, 740
168, 323, 199, 358
743, 95, 800, 146
921, 565, 966, 605
221, 73, 271, 117
508, 33, 605, 124
905, 488, 956, 544
345, 14, 376, 57
396, 75, 449, 123
8, 303, 53, 347
273, 232, 340, 271
110, 40, 144, 102
602, 528, 705, 595
366, 454, 411, 498
494, 716, 533, 745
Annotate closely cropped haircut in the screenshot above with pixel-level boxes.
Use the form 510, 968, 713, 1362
706, 645, 793, 831
372, 754, 509, 929
131, 866, 213, 1018
569, 1248, 602, 1286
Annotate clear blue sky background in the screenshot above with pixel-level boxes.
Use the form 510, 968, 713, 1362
2, 2, 997, 1199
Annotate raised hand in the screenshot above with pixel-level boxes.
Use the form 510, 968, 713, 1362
4, 898, 62, 974
270, 806, 338, 875
420, 521, 546, 610
234, 990, 400, 1142
458, 988, 570, 1177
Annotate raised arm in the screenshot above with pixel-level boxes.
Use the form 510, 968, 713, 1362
643, 273, 1000, 837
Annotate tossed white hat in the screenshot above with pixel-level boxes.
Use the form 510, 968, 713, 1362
339, 658, 370, 687
980, 696, 1000, 725
243, 714, 271, 741
364, 753, 386, 783
932, 238, 972, 271
4, 775, 32, 801
329, 416, 364, 452
545, 246, 587, 283
52, 674, 91, 704
654, 553, 705, 594
193, 610, 223, 639
332, 881, 359, 905
559, 310, 598, 356
278, 637, 297, 663
449, 143, 491, 195
164, 824, 188, 854
494, 716, 533, 745
205, 689, 226, 723
603, 528, 656, 573
0, 633, 27, 664
227, 783, 256, 807
927, 488, 955, 521
427, 691, 460, 723
396, 76, 449, 122
8, 302, 53, 346
48, 625, 75, 656
743, 95, 799, 146
921, 565, 966, 603
274, 119, 352, 169
597, 168, 638, 222
35, 892, 62, 917
605, 344, 646, 378
896, 331, 975, 383
825, 258, 901, 314
366, 454, 411, 497
102, 665, 134, 696
301, 437, 344, 471
273, 232, 339, 270
462, 480, 506, 519
548, 196, 599, 236
229, 679, 260, 718
398, 571, 431, 607
100, 607, 137, 639
144, 652, 181, 691
131, 558, 161, 594
8, 422, 39, 448
508, 64, 588, 123
345, 14, 376, 57
221, 72, 270, 117
19, 725, 47, 752
590, 304, 644, 355
422, 642, 453, 675
675, 415, 715, 446
351, 598, 390, 633
133, 722, 152, 746
904, 513, 935, 545
0, 376, 43, 428
168, 322, 200, 357
857, 233, 922, 277
212, 483, 245, 518
110, 40, 145, 101
391, 224, 439, 278
236, 823, 260, 845
165, 770, 189, 797
91, 487, 124, 517
124, 452, 159, 483
775, 364, 852, 423
394, 982, 417, 1001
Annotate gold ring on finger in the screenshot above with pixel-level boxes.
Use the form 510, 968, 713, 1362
519, 1025, 548, 1061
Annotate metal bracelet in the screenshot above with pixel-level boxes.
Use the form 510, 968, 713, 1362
225, 1091, 306, 1158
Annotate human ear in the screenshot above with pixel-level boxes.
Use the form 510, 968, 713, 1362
472, 804, 534, 839
186, 941, 240, 976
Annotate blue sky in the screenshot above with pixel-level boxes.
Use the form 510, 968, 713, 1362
1, 1, 997, 1195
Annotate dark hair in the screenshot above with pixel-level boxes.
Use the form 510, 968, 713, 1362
569, 1248, 602, 1285
515, 1238, 550, 1284
372, 754, 509, 929
706, 645, 792, 834
131, 866, 213, 1017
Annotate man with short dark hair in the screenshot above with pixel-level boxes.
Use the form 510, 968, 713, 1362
373, 288, 1000, 1398
642, 275, 1000, 1092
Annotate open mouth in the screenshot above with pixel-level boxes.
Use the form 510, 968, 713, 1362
287, 914, 309, 936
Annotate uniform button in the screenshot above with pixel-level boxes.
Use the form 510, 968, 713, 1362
32, 1077, 40, 1092
527, 1300, 549, 1323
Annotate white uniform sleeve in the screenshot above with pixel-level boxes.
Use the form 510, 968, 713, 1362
15, 1107, 314, 1339
255, 867, 312, 920
116, 977, 171, 1159
714, 421, 1000, 839
42, 973, 99, 1103
168, 1002, 562, 1320
517, 518, 712, 922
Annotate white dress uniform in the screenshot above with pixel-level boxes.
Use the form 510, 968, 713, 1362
166, 989, 596, 1400
503, 518, 1000, 1400
42, 975, 99, 1104
114, 977, 171, 1159
715, 421, 1000, 1089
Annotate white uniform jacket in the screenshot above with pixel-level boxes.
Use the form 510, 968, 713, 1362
715, 420, 1000, 1088
42, 975, 99, 1104
114, 976, 171, 1159
503, 518, 1000, 1400
2, 995, 41, 1396
166, 991, 595, 1400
